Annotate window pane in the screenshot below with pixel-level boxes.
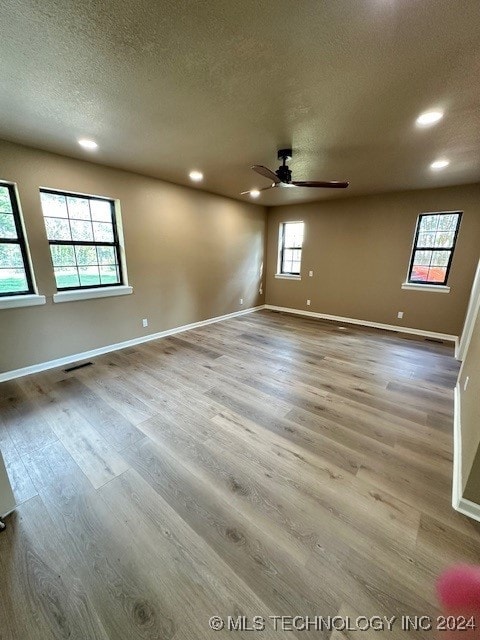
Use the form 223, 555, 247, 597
93, 221, 114, 243
416, 233, 436, 248
0, 213, 17, 239
54, 267, 80, 289
97, 246, 116, 265
0, 243, 24, 268
75, 245, 98, 266
435, 231, 455, 248
79, 266, 100, 286
40, 192, 68, 218
50, 245, 76, 267
99, 265, 120, 285
431, 250, 450, 267
427, 267, 447, 283
437, 213, 459, 232
45, 217, 72, 240
410, 265, 429, 281
0, 267, 28, 293
292, 249, 301, 261
90, 200, 112, 222
419, 215, 439, 233
413, 250, 432, 266
283, 249, 294, 263
284, 222, 304, 248
70, 220, 93, 242
0, 187, 13, 213
67, 196, 91, 220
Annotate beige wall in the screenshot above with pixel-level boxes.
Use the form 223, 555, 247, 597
266, 184, 480, 336
0, 140, 266, 373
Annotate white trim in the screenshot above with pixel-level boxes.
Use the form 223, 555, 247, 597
265, 304, 458, 346
452, 382, 480, 522
275, 274, 301, 281
0, 294, 46, 310
401, 282, 450, 293
0, 507, 16, 519
53, 285, 133, 303
452, 383, 463, 510
0, 305, 266, 382
457, 259, 480, 361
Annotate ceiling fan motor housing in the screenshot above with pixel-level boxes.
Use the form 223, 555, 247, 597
276, 148, 293, 182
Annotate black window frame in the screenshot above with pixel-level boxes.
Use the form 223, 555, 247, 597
279, 221, 304, 276
0, 182, 35, 297
40, 188, 124, 292
407, 211, 462, 286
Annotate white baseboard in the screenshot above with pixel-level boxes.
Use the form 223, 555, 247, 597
265, 304, 459, 347
0, 304, 266, 383
455, 497, 480, 522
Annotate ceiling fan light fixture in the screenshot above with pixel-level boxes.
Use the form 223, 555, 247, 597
416, 110, 444, 127
78, 138, 98, 150
430, 158, 449, 170
189, 170, 203, 182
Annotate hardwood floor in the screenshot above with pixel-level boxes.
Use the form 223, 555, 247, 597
1, 310, 479, 639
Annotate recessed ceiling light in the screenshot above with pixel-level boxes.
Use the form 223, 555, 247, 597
250, 190, 260, 198
430, 159, 450, 170
189, 170, 203, 182
78, 139, 98, 150
416, 110, 443, 127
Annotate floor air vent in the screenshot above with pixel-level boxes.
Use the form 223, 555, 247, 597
64, 361, 94, 373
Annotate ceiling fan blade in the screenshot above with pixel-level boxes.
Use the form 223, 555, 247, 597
240, 185, 275, 195
291, 180, 349, 188
252, 165, 281, 184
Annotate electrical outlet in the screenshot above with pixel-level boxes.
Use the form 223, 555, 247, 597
306, 299, 311, 306
309, 270, 313, 277
142, 318, 148, 328
240, 298, 243, 305
464, 376, 470, 391
397, 311, 404, 319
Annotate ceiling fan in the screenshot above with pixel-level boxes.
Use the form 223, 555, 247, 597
241, 148, 349, 195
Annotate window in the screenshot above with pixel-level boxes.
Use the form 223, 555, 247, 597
407, 212, 462, 286
279, 222, 304, 275
0, 182, 34, 296
40, 189, 123, 290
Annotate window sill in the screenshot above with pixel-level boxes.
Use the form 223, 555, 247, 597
53, 285, 133, 303
275, 274, 301, 281
401, 282, 450, 293
0, 294, 46, 310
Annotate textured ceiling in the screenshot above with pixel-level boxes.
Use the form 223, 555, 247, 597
1, 0, 480, 205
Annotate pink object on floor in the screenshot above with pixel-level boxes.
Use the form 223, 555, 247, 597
437, 565, 480, 609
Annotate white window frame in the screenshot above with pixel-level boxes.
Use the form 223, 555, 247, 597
275, 221, 304, 280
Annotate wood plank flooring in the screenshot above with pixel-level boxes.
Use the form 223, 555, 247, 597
1, 310, 479, 639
